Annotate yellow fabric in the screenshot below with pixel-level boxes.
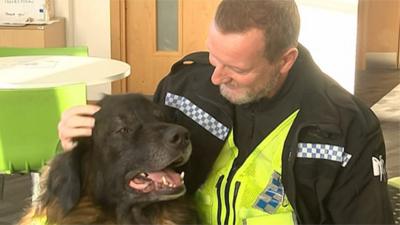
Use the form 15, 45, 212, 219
195, 110, 299, 225
389, 177, 400, 189
241, 212, 296, 225
30, 216, 49, 225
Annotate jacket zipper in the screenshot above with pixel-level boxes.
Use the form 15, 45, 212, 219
223, 158, 239, 225
216, 175, 225, 225
286, 122, 320, 224
232, 181, 241, 225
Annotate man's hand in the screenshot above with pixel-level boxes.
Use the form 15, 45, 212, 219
58, 105, 101, 151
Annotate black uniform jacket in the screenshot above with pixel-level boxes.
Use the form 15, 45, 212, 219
153, 45, 394, 224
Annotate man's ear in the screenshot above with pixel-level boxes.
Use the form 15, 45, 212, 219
279, 47, 298, 75
44, 146, 83, 216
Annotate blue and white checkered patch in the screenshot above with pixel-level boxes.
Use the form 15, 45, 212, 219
254, 171, 285, 214
297, 142, 352, 167
165, 92, 229, 141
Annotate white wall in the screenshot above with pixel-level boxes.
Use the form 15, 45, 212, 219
54, 0, 111, 100
296, 0, 359, 93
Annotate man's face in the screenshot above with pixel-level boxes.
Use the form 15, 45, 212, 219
206, 22, 282, 105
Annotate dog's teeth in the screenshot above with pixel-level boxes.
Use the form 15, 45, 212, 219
169, 183, 173, 188
140, 173, 148, 177
162, 176, 168, 185
180, 171, 185, 179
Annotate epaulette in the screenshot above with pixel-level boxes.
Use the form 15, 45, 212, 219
169, 51, 210, 73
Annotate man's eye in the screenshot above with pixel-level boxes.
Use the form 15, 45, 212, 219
234, 69, 248, 75
230, 67, 247, 75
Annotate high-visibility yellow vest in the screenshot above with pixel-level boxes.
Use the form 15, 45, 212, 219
30, 216, 48, 225
195, 110, 299, 225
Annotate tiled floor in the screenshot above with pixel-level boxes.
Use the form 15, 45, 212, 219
0, 66, 399, 225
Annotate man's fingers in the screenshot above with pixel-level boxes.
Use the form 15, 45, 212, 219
58, 127, 93, 152
60, 127, 94, 139
65, 116, 96, 129
61, 104, 101, 120
60, 140, 77, 152
57, 104, 100, 151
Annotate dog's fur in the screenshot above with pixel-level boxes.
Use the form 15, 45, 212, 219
19, 94, 197, 225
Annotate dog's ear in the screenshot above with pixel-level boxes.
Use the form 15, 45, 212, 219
44, 143, 85, 216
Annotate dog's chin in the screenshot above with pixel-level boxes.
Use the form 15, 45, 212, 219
148, 185, 186, 202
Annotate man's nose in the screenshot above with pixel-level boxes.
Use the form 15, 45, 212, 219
211, 66, 229, 85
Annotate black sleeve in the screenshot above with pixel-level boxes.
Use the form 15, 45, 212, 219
294, 107, 394, 224
326, 108, 394, 224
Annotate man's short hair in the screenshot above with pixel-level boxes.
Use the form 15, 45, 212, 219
215, 0, 300, 62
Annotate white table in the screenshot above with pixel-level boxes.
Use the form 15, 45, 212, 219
0, 55, 130, 89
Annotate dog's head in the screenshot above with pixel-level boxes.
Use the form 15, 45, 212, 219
91, 94, 191, 204
44, 94, 191, 220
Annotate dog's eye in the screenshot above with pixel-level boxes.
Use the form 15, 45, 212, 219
116, 127, 131, 134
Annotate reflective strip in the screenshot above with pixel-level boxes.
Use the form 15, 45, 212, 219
342, 153, 352, 167
297, 143, 352, 167
372, 155, 387, 181
254, 171, 284, 214
165, 92, 229, 140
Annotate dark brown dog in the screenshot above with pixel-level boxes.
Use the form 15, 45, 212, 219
19, 94, 197, 225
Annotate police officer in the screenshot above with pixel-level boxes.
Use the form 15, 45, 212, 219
58, 0, 394, 224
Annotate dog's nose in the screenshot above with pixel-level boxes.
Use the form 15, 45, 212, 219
165, 126, 190, 149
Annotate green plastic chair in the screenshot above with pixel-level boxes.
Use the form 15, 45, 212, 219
0, 84, 87, 173
0, 46, 88, 172
0, 46, 88, 57
0, 47, 88, 200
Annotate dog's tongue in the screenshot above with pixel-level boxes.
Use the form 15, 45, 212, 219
129, 169, 182, 192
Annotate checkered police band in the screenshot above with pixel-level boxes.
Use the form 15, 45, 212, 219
297, 142, 352, 167
165, 92, 230, 141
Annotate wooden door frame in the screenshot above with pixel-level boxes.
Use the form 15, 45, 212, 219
397, 20, 400, 69
356, 0, 367, 71
110, 0, 128, 94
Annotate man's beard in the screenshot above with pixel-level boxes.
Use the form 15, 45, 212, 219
219, 70, 281, 105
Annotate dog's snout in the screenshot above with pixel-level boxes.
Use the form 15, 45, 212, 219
165, 126, 189, 149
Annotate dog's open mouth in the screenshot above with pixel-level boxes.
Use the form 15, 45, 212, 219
129, 169, 184, 194
126, 151, 190, 199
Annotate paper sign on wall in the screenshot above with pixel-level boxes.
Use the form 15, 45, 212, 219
0, 0, 54, 25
